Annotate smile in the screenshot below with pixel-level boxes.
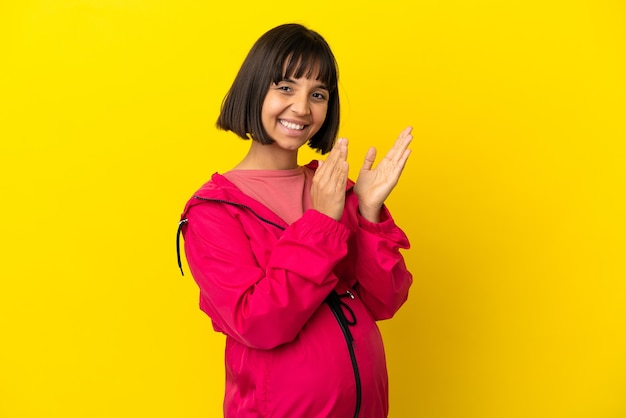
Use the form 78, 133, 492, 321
279, 120, 306, 130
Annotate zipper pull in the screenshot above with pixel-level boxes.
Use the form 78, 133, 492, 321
346, 290, 355, 299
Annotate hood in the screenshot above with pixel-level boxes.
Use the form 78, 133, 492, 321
176, 160, 354, 275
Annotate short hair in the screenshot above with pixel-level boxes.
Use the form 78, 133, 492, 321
216, 24, 340, 154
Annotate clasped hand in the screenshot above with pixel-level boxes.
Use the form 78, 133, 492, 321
311, 127, 413, 222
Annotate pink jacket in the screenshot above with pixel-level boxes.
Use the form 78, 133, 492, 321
178, 161, 412, 417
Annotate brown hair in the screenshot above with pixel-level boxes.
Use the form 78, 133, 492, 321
216, 24, 340, 154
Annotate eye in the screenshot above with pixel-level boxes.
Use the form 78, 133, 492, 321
275, 84, 292, 92
312, 92, 327, 100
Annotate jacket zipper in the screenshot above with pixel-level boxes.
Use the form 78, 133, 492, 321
176, 196, 362, 416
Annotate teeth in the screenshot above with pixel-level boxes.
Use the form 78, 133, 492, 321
280, 120, 305, 130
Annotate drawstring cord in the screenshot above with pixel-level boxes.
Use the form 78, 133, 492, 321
336, 291, 357, 328
176, 197, 287, 277
325, 290, 361, 418
176, 219, 188, 276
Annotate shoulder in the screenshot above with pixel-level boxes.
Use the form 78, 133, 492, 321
193, 172, 236, 198
180, 173, 241, 218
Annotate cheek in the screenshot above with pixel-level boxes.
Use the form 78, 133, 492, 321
260, 102, 275, 126
316, 105, 329, 124
261, 95, 281, 119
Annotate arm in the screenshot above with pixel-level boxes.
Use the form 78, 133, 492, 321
183, 205, 349, 349
350, 202, 412, 319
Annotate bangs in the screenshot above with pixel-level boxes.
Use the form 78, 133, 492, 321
272, 44, 337, 92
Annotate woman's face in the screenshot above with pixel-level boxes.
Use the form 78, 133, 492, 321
260, 74, 329, 152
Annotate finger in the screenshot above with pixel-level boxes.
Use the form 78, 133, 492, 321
331, 149, 348, 188
388, 130, 413, 164
361, 147, 377, 172
328, 138, 347, 170
334, 137, 348, 152
394, 126, 412, 144
317, 138, 345, 178
317, 139, 348, 186
326, 137, 348, 165
395, 127, 413, 149
391, 148, 412, 179
336, 160, 349, 189
382, 128, 411, 162
399, 148, 412, 170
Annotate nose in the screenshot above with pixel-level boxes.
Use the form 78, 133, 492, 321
290, 92, 311, 116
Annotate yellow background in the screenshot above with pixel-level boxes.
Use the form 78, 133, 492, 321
1, 1, 625, 417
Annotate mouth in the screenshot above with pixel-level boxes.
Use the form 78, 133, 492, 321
279, 119, 306, 131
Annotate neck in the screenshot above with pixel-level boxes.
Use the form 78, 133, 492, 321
233, 141, 299, 170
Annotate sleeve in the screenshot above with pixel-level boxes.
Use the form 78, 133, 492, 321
344, 197, 413, 320
183, 203, 350, 349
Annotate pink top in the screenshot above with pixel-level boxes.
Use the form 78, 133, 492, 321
224, 166, 314, 224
